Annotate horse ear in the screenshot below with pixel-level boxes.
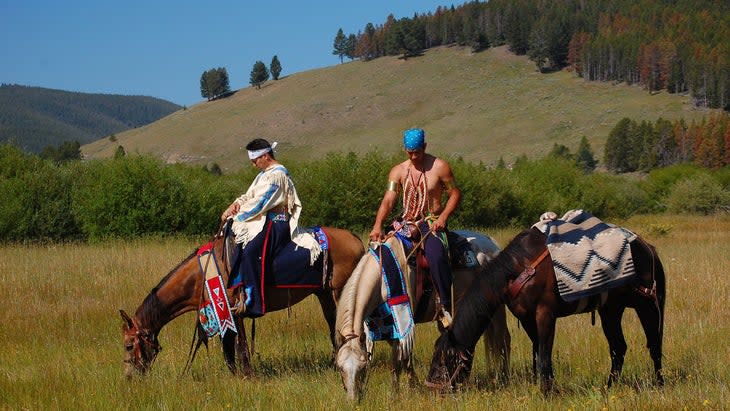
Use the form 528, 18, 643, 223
120, 309, 134, 329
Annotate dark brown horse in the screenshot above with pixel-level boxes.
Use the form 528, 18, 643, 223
425, 227, 665, 394
120, 226, 364, 378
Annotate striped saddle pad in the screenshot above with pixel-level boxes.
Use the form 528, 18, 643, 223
533, 210, 637, 302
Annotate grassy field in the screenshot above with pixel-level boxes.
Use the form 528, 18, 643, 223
81, 46, 711, 172
1, 214, 728, 410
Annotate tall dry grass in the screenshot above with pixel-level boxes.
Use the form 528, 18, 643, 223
1, 214, 728, 410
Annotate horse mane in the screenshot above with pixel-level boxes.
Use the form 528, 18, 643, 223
335, 236, 407, 346
135, 248, 199, 330
335, 248, 369, 345
448, 229, 536, 350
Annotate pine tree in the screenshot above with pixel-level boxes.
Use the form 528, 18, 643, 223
200, 67, 230, 100
605, 118, 634, 172
214, 67, 230, 97
200, 69, 216, 101
249, 61, 269, 89
270, 55, 282, 80
333, 28, 347, 63
345, 34, 357, 60
575, 136, 597, 172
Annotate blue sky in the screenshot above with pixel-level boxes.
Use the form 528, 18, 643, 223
1, 1, 454, 107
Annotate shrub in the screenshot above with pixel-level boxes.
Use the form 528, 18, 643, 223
507, 157, 585, 226
579, 172, 653, 218
70, 156, 225, 240
450, 160, 520, 228
665, 173, 730, 214
644, 163, 705, 203
291, 151, 393, 232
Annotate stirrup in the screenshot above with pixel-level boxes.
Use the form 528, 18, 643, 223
437, 305, 452, 329
463, 250, 478, 268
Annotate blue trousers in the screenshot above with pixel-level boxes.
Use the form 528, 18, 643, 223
417, 220, 452, 310
229, 217, 290, 316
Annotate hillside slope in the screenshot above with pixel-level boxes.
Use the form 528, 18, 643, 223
82, 46, 708, 171
0, 85, 181, 153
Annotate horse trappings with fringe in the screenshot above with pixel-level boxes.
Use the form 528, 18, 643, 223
364, 242, 415, 356
533, 209, 637, 302
197, 243, 237, 338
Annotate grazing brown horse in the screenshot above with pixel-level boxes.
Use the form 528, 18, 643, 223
120, 226, 364, 378
425, 227, 665, 395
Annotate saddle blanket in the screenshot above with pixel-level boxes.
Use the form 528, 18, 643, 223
533, 210, 637, 302
268, 239, 324, 288
365, 242, 415, 349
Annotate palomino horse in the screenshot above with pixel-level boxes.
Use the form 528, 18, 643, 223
120, 226, 364, 378
335, 230, 511, 401
425, 227, 665, 394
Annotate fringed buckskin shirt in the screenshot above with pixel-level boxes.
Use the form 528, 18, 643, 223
230, 164, 320, 262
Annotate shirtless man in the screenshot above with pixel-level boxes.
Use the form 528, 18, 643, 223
369, 128, 462, 323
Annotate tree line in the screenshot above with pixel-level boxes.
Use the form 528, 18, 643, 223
333, 0, 729, 110
200, 56, 283, 100
605, 112, 730, 172
1, 138, 728, 242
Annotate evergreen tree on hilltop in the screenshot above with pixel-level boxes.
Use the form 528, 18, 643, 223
200, 67, 230, 101
345, 34, 357, 61
215, 67, 230, 97
270, 55, 282, 80
250, 61, 269, 89
333, 28, 347, 63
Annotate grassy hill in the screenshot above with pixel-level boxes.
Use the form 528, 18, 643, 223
82, 46, 710, 171
0, 84, 181, 153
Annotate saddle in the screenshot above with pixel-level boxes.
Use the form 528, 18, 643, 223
390, 220, 477, 323
392, 219, 476, 270
221, 220, 328, 317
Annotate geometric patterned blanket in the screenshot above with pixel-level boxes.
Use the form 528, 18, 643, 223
532, 209, 637, 302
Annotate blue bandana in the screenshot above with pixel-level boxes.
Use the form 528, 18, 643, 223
403, 128, 425, 150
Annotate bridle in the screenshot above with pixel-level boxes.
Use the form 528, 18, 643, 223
444, 347, 473, 389
124, 322, 162, 370
425, 345, 473, 390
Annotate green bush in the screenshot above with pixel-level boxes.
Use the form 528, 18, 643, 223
0, 145, 79, 241
290, 151, 394, 233
579, 172, 653, 218
450, 160, 520, 228
665, 173, 730, 214
644, 163, 705, 204
4, 147, 730, 242
70, 156, 233, 240
507, 157, 585, 226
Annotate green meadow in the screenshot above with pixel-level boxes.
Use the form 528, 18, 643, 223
1, 214, 728, 410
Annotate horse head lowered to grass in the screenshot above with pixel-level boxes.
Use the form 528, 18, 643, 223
425, 216, 665, 395
120, 225, 364, 378
335, 230, 511, 401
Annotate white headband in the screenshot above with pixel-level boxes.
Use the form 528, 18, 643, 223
247, 142, 278, 160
